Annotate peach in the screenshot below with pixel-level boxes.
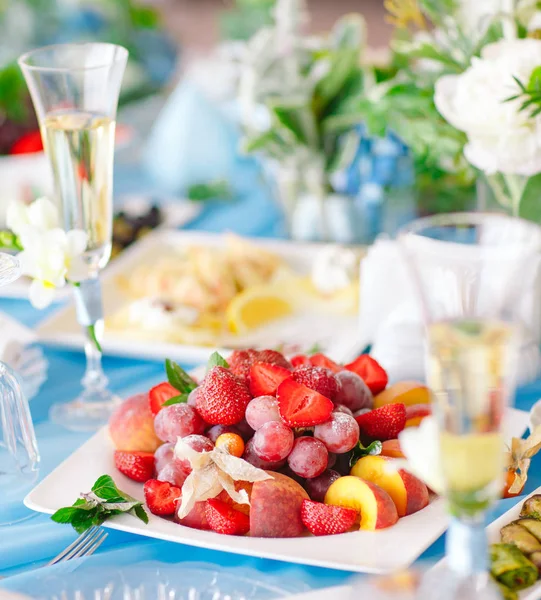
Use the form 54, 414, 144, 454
216, 481, 253, 515
373, 381, 430, 409
350, 455, 429, 517
175, 501, 211, 530
380, 439, 405, 459
109, 393, 162, 452
324, 476, 398, 530
250, 471, 309, 537
405, 404, 432, 428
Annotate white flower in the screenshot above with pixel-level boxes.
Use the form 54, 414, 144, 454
396, 416, 445, 495
7, 197, 59, 236
435, 39, 541, 176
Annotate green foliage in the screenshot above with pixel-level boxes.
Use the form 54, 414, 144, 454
220, 0, 275, 41
518, 174, 541, 223
0, 63, 31, 123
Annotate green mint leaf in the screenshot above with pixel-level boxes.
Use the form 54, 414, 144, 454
165, 359, 197, 393
306, 342, 323, 356
187, 180, 232, 202
162, 393, 189, 407
92, 475, 123, 501
207, 351, 229, 372
131, 504, 149, 524
72, 515, 98, 534
349, 440, 382, 468
101, 500, 142, 512
51, 506, 93, 524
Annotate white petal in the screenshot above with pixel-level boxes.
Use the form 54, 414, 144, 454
28, 279, 57, 309
65, 229, 88, 257
6, 201, 30, 236
27, 197, 59, 231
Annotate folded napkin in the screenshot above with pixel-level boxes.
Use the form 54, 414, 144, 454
358, 239, 541, 385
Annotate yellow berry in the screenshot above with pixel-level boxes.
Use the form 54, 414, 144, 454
215, 433, 245, 458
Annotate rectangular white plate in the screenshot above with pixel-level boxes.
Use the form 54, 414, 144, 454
24, 409, 529, 575
0, 199, 201, 301
36, 230, 361, 364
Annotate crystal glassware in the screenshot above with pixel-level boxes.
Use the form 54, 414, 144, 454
19, 43, 128, 431
398, 212, 541, 599
0, 253, 40, 525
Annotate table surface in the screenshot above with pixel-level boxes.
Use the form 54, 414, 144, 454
1, 161, 541, 595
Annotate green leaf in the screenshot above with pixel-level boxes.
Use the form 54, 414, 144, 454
404, 43, 464, 73
519, 173, 541, 223
51, 506, 94, 524
529, 66, 541, 92
187, 180, 233, 202
87, 325, 102, 354
349, 440, 382, 468
331, 14, 366, 51
92, 475, 124, 501
326, 129, 361, 173
315, 49, 360, 113
207, 351, 229, 371
165, 359, 198, 393
131, 504, 149, 524
269, 100, 319, 149
162, 393, 189, 407
242, 129, 292, 159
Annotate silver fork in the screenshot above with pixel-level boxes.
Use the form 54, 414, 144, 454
47, 526, 108, 566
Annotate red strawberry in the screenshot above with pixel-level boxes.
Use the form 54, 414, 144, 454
149, 382, 179, 415
345, 355, 388, 395
205, 498, 250, 535
114, 450, 155, 482
291, 354, 310, 367
292, 366, 339, 400
301, 499, 358, 535
197, 366, 251, 425
229, 349, 259, 381
249, 362, 291, 397
256, 349, 292, 370
277, 378, 333, 427
309, 353, 342, 373
355, 404, 406, 441
10, 130, 43, 155
144, 479, 181, 516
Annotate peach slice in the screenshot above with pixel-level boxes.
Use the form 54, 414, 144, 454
350, 455, 429, 517
380, 439, 405, 459
405, 404, 432, 428
373, 382, 430, 410
324, 476, 398, 530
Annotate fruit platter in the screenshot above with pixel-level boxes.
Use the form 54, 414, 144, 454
25, 349, 530, 574
36, 231, 363, 363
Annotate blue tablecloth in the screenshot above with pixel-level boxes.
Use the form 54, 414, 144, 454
1, 163, 541, 595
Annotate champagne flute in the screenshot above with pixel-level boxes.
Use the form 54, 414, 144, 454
398, 212, 541, 599
19, 43, 128, 431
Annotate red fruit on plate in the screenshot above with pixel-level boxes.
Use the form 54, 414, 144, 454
300, 499, 358, 536
290, 354, 310, 367
292, 366, 339, 400
405, 404, 432, 428
10, 130, 43, 155
256, 349, 292, 370
277, 378, 333, 427
144, 479, 181, 516
309, 353, 342, 373
228, 349, 259, 381
355, 404, 407, 441
345, 355, 388, 395
205, 498, 250, 535
249, 363, 291, 397
114, 450, 155, 482
197, 366, 251, 425
149, 382, 179, 416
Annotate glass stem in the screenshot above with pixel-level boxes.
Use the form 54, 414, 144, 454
73, 278, 108, 400
446, 515, 489, 577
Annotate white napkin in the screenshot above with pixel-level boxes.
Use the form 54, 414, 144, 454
358, 239, 541, 385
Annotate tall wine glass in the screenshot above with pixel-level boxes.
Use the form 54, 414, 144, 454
398, 213, 541, 599
19, 43, 128, 431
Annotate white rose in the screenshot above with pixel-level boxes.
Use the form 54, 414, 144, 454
435, 39, 541, 176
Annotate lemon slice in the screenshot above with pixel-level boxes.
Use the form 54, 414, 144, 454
226, 284, 294, 334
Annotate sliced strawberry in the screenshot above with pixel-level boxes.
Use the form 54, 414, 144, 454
345, 355, 388, 395
149, 382, 179, 415
229, 349, 259, 382
301, 499, 357, 536
144, 479, 181, 516
114, 450, 155, 482
292, 366, 338, 400
205, 498, 250, 535
256, 349, 292, 370
277, 378, 333, 427
355, 403, 406, 441
197, 366, 251, 425
291, 354, 310, 367
309, 353, 342, 373
249, 362, 291, 397
10, 130, 43, 155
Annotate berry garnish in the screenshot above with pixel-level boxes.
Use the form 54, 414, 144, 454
277, 378, 333, 427
144, 479, 181, 516
205, 498, 250, 535
228, 349, 260, 381
114, 450, 155, 482
355, 403, 406, 441
249, 362, 291, 397
196, 366, 251, 425
292, 366, 339, 400
309, 353, 342, 373
345, 355, 388, 395
149, 382, 179, 415
300, 499, 358, 535
290, 354, 311, 367
215, 432, 245, 457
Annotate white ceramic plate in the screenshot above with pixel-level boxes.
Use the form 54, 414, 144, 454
24, 409, 530, 575
35, 230, 361, 364
0, 199, 201, 301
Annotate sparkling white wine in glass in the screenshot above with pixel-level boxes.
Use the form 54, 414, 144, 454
42, 111, 115, 274
427, 318, 517, 515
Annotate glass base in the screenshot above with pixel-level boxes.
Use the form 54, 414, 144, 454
50, 389, 122, 431
418, 567, 501, 600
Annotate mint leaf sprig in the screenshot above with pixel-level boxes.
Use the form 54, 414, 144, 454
206, 351, 229, 372
51, 475, 148, 533
349, 440, 382, 468
162, 359, 199, 407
